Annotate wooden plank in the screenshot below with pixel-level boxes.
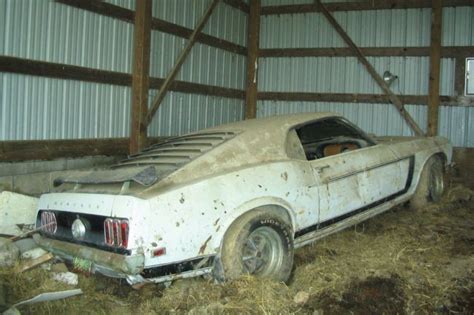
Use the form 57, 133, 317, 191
427, 0, 443, 137
130, 0, 152, 155
16, 253, 54, 273
0, 138, 165, 162
145, 0, 220, 127
316, 0, 424, 136
261, 0, 474, 15
0, 56, 245, 99
454, 57, 467, 96
257, 92, 474, 106
260, 46, 474, 58
245, 0, 260, 119
223, 0, 249, 13
56, 0, 246, 55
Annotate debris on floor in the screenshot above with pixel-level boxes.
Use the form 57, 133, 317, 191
0, 238, 19, 268
20, 248, 47, 260
16, 252, 53, 273
51, 272, 78, 286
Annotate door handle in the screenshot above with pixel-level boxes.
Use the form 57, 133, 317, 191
313, 165, 330, 172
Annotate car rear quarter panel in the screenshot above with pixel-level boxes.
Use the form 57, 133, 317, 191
386, 136, 452, 196
139, 160, 316, 268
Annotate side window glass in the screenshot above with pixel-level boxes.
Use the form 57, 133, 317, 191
296, 118, 374, 161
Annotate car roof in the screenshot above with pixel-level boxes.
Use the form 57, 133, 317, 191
202, 112, 340, 134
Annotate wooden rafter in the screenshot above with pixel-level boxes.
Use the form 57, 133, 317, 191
257, 92, 474, 107
316, 0, 424, 136
145, 0, 220, 127
260, 46, 474, 58
427, 0, 443, 137
130, 0, 152, 154
56, 0, 246, 55
0, 56, 245, 99
245, 0, 260, 119
261, 0, 474, 15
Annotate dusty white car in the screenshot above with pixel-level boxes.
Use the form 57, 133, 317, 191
34, 113, 451, 285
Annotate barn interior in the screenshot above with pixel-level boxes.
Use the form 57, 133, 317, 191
0, 0, 473, 313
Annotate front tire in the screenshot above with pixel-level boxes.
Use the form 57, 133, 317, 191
410, 156, 445, 210
220, 209, 294, 282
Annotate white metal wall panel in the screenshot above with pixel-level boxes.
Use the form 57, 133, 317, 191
259, 57, 455, 95
148, 90, 245, 136
105, 0, 248, 46
1, 0, 134, 73
0, 0, 246, 141
0, 73, 244, 141
259, 5, 474, 147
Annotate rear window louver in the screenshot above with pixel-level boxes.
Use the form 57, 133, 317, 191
112, 132, 236, 169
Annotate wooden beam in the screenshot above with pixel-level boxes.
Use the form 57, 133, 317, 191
261, 0, 474, 15
316, 0, 424, 136
130, 0, 152, 155
0, 56, 245, 99
427, 0, 443, 137
56, 0, 246, 55
223, 0, 249, 13
0, 138, 165, 162
454, 57, 467, 96
260, 46, 474, 58
245, 0, 260, 119
257, 92, 474, 107
145, 0, 220, 127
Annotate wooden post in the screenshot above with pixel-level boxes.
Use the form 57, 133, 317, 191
130, 0, 152, 155
245, 0, 260, 119
316, 0, 424, 136
454, 56, 466, 96
145, 0, 220, 127
427, 0, 443, 136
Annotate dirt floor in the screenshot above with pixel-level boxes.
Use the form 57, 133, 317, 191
1, 183, 473, 314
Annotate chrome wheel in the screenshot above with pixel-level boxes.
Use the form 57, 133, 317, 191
429, 162, 444, 202
241, 226, 284, 276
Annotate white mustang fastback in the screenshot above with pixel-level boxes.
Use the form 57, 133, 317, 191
34, 113, 451, 284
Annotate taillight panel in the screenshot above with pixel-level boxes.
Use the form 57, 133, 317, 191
40, 211, 58, 234
104, 218, 129, 249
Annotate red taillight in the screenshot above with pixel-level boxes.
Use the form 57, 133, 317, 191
103, 218, 129, 249
40, 211, 57, 234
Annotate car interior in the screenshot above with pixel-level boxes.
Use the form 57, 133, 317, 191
295, 118, 374, 160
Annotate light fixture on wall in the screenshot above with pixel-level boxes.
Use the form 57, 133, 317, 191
383, 71, 398, 87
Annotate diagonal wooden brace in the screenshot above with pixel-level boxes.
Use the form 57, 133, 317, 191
145, 0, 220, 127
316, 0, 424, 136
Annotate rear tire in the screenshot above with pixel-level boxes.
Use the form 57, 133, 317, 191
220, 209, 294, 282
410, 156, 445, 210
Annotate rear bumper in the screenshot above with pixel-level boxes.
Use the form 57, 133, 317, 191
33, 233, 144, 277
33, 233, 215, 285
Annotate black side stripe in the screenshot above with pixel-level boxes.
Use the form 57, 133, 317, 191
295, 156, 415, 238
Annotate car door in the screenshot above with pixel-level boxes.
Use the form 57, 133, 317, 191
296, 117, 412, 225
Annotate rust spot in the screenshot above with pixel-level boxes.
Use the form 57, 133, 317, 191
199, 236, 212, 255
176, 222, 180, 227
216, 226, 220, 232
179, 194, 185, 204
281, 172, 288, 181
151, 242, 158, 247
214, 218, 220, 226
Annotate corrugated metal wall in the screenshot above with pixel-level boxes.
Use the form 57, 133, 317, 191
258, 1, 474, 147
0, 0, 247, 140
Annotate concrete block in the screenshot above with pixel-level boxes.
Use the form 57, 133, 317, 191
13, 173, 51, 195
0, 191, 39, 226
0, 177, 13, 192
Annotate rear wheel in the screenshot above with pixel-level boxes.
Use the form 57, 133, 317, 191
410, 156, 445, 210
220, 209, 294, 282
